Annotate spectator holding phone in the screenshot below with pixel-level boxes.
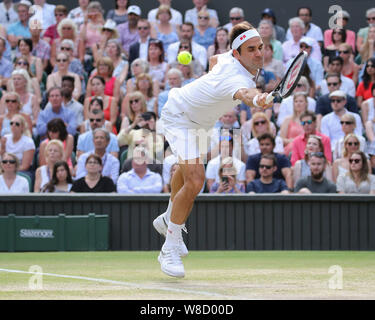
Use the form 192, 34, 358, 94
209, 157, 245, 194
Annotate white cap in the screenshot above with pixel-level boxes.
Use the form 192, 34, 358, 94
329, 90, 346, 99
299, 36, 314, 47
15, 0, 32, 9
127, 5, 141, 16
102, 19, 119, 38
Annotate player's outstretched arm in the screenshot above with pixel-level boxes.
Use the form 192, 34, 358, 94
234, 88, 272, 109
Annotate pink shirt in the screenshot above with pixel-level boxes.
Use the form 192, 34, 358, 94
291, 131, 332, 166
323, 29, 356, 52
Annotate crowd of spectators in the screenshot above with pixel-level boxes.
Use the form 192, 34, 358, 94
0, 0, 375, 195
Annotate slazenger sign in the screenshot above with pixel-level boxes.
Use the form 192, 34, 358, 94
19, 229, 54, 239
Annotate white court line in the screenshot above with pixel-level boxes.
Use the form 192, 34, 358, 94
0, 268, 240, 299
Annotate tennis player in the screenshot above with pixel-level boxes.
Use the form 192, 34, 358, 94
153, 21, 271, 278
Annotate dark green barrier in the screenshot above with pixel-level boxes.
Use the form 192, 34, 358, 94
0, 213, 108, 252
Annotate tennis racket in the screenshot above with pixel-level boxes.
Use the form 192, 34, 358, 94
262, 51, 308, 105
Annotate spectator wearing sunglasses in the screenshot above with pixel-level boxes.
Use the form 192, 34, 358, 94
338, 43, 360, 86
356, 58, 375, 108
77, 107, 119, 159
222, 7, 244, 33
246, 133, 293, 190
332, 134, 370, 183
247, 154, 289, 194
0, 114, 35, 175
315, 73, 358, 130
184, 0, 219, 29
0, 152, 30, 193
333, 114, 366, 161
321, 90, 363, 154
336, 151, 375, 194
192, 9, 216, 50
291, 111, 332, 166
42, 5, 68, 47
295, 152, 337, 194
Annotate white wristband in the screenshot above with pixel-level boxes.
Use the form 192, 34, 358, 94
252, 95, 261, 108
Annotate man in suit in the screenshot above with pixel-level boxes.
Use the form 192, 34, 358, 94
128, 18, 155, 67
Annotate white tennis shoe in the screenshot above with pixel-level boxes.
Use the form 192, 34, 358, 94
158, 245, 185, 278
153, 214, 189, 257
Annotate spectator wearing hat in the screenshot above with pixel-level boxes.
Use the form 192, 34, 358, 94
91, 19, 119, 65
261, 8, 286, 43
118, 5, 141, 57
286, 7, 323, 46
323, 10, 356, 52
148, 0, 183, 26
321, 90, 363, 153
285, 36, 323, 88
222, 7, 245, 32
0, 0, 19, 29
320, 56, 356, 97
282, 17, 321, 67
316, 73, 359, 129
29, 18, 51, 71
184, 0, 219, 29
7, 0, 32, 48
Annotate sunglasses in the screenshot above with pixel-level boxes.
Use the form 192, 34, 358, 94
367, 64, 374, 68
57, 59, 68, 62
300, 45, 310, 49
259, 164, 273, 169
5, 99, 17, 103
296, 83, 305, 88
254, 120, 266, 126
330, 98, 344, 103
327, 82, 339, 86
340, 121, 353, 125
349, 158, 361, 164
347, 141, 359, 146
90, 118, 102, 122
17, 61, 28, 66
339, 50, 349, 54
130, 99, 139, 104
10, 121, 20, 126
60, 47, 72, 51
180, 45, 190, 50
367, 17, 375, 21
219, 136, 233, 141
62, 27, 72, 30
230, 17, 242, 21
198, 16, 209, 20
137, 26, 149, 30
301, 120, 313, 125
2, 159, 16, 164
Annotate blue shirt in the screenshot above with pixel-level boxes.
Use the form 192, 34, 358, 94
0, 56, 13, 78
77, 131, 119, 154
193, 27, 217, 49
247, 179, 288, 193
36, 105, 77, 137
117, 168, 163, 194
7, 21, 31, 38
246, 153, 291, 180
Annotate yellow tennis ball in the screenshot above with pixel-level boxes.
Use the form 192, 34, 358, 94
177, 51, 192, 65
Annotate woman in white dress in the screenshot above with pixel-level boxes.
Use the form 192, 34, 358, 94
0, 153, 29, 193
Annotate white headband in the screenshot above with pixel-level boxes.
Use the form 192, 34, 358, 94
232, 29, 260, 50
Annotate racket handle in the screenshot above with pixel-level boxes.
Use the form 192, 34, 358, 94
265, 92, 275, 104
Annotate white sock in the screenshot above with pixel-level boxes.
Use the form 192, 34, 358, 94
164, 221, 183, 248
164, 199, 173, 222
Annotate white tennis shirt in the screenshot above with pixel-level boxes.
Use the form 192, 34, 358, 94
165, 50, 256, 129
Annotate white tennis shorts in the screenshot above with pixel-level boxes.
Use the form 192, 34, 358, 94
160, 101, 212, 161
